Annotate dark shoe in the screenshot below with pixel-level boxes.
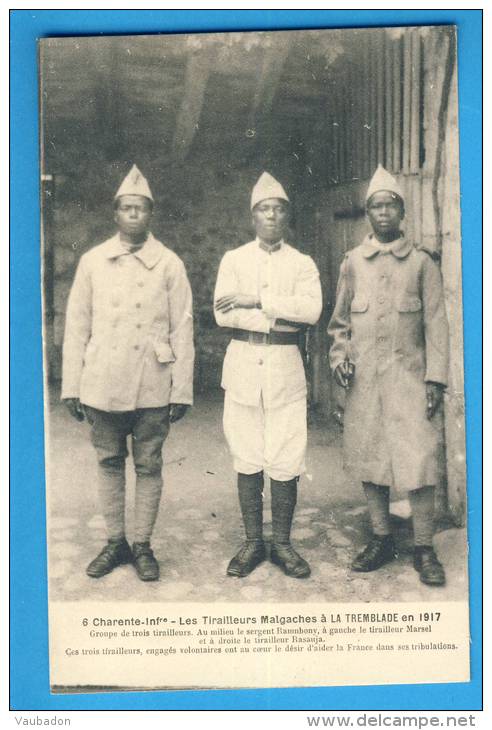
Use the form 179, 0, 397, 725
227, 541, 266, 577
351, 535, 396, 572
86, 538, 133, 578
413, 546, 446, 586
270, 542, 311, 578
132, 542, 160, 581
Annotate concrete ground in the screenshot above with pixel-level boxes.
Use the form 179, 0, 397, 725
46, 387, 468, 604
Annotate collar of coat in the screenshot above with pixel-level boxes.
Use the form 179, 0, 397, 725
256, 237, 284, 254
360, 233, 413, 259
104, 233, 164, 269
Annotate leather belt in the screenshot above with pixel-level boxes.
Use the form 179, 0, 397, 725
232, 328, 299, 345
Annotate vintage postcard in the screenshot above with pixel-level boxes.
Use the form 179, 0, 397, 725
39, 26, 469, 691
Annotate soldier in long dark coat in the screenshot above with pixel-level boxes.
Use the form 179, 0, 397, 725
328, 165, 450, 586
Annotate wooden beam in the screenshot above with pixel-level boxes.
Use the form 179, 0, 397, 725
392, 36, 402, 172
384, 35, 394, 171
402, 31, 412, 173
368, 34, 378, 173
376, 30, 385, 165
91, 37, 122, 162
361, 32, 371, 180
246, 35, 291, 137
172, 50, 211, 162
410, 29, 422, 173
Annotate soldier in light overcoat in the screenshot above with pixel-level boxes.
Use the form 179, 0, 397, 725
62, 165, 194, 582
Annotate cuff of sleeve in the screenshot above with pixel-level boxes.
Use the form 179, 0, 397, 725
260, 291, 275, 318
424, 373, 448, 388
170, 392, 193, 405
61, 387, 80, 400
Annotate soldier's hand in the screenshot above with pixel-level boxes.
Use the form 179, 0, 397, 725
334, 361, 355, 389
63, 397, 85, 422
169, 403, 189, 424
426, 382, 444, 419
215, 293, 258, 312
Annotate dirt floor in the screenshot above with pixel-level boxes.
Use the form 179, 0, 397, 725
46, 387, 468, 604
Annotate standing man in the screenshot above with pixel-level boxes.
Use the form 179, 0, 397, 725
62, 165, 194, 582
214, 172, 322, 579
328, 165, 449, 586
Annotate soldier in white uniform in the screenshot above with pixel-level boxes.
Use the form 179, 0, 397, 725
62, 166, 194, 582
214, 172, 322, 579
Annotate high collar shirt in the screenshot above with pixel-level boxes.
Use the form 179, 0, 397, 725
214, 238, 322, 408
62, 232, 194, 411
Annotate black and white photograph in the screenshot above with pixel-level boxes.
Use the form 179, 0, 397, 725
39, 26, 470, 690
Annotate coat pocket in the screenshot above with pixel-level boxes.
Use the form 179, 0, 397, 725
154, 341, 176, 364
397, 296, 422, 312
351, 297, 369, 313
83, 339, 98, 365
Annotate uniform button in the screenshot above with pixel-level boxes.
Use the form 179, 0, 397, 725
262, 283, 269, 289
112, 300, 120, 307
258, 359, 263, 365
378, 297, 385, 304
134, 345, 140, 351
136, 302, 141, 308
137, 281, 144, 287
112, 345, 117, 350
136, 323, 142, 329
378, 336, 385, 342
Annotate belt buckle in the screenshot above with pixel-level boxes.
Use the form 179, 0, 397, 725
249, 331, 269, 346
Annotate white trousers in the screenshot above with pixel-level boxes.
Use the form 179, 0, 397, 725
223, 393, 307, 481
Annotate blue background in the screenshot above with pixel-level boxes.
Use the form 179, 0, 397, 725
10, 9, 482, 711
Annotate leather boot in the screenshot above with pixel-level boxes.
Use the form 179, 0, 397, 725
270, 542, 310, 578
351, 534, 396, 572
227, 472, 266, 577
227, 541, 266, 578
413, 546, 446, 586
270, 478, 311, 578
86, 538, 133, 578
132, 542, 160, 581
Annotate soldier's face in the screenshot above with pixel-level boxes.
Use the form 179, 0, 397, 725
367, 191, 404, 240
252, 198, 289, 243
114, 195, 153, 237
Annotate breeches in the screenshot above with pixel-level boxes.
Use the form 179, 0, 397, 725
223, 394, 307, 481
84, 406, 170, 476
84, 406, 170, 542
